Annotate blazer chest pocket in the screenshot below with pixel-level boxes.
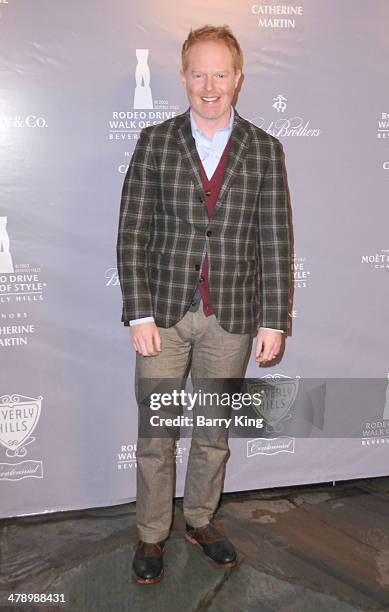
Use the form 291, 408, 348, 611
228, 173, 262, 203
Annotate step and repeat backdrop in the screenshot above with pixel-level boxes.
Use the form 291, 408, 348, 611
0, 0, 388, 518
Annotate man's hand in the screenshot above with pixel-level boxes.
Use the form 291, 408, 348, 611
130, 322, 162, 357
255, 328, 283, 365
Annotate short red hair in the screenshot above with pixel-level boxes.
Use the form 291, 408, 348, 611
181, 24, 244, 74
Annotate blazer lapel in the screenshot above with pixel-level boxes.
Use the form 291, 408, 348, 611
214, 109, 251, 216
175, 106, 252, 218
176, 108, 206, 196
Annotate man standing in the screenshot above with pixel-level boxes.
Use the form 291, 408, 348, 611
117, 25, 291, 584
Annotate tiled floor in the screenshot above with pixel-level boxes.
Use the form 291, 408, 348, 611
1, 477, 389, 611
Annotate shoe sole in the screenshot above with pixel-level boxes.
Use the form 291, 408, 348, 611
184, 532, 238, 568
132, 568, 164, 585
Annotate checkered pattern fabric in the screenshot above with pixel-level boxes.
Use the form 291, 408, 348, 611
117, 106, 292, 333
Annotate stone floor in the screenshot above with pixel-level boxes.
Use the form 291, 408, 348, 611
1, 477, 389, 612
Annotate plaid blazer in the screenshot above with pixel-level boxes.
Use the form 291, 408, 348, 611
117, 106, 291, 334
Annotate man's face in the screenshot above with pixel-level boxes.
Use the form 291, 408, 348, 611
180, 40, 241, 122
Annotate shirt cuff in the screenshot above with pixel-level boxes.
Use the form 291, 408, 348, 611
129, 316, 155, 326
259, 326, 283, 333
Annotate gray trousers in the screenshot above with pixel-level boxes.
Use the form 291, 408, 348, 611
134, 299, 252, 543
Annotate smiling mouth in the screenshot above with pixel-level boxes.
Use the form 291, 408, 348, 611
201, 96, 220, 104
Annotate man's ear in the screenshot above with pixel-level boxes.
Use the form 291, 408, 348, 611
179, 68, 186, 86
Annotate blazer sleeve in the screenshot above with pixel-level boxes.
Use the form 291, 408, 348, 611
258, 138, 291, 332
116, 129, 157, 325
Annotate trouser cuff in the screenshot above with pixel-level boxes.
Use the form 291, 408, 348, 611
184, 516, 212, 529
138, 529, 170, 544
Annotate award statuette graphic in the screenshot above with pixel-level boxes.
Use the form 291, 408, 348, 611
0, 394, 42, 458
133, 49, 153, 109
0, 216, 14, 273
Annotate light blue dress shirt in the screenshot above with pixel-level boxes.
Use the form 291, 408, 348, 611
129, 106, 282, 332
189, 104, 235, 180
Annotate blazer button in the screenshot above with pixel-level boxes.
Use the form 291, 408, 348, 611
206, 230, 212, 237
195, 264, 200, 271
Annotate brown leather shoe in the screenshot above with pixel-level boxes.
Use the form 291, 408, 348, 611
132, 540, 165, 584
184, 522, 238, 568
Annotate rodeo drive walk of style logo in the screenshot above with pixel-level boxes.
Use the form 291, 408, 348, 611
250, 94, 321, 138
117, 440, 187, 470
0, 394, 43, 481
0, 216, 47, 348
360, 375, 389, 448
109, 48, 180, 145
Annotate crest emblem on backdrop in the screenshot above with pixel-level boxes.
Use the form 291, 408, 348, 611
246, 374, 299, 433
0, 394, 42, 457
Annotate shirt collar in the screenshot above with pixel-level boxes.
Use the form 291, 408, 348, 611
190, 105, 234, 138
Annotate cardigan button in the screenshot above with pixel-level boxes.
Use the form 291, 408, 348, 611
205, 190, 211, 196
